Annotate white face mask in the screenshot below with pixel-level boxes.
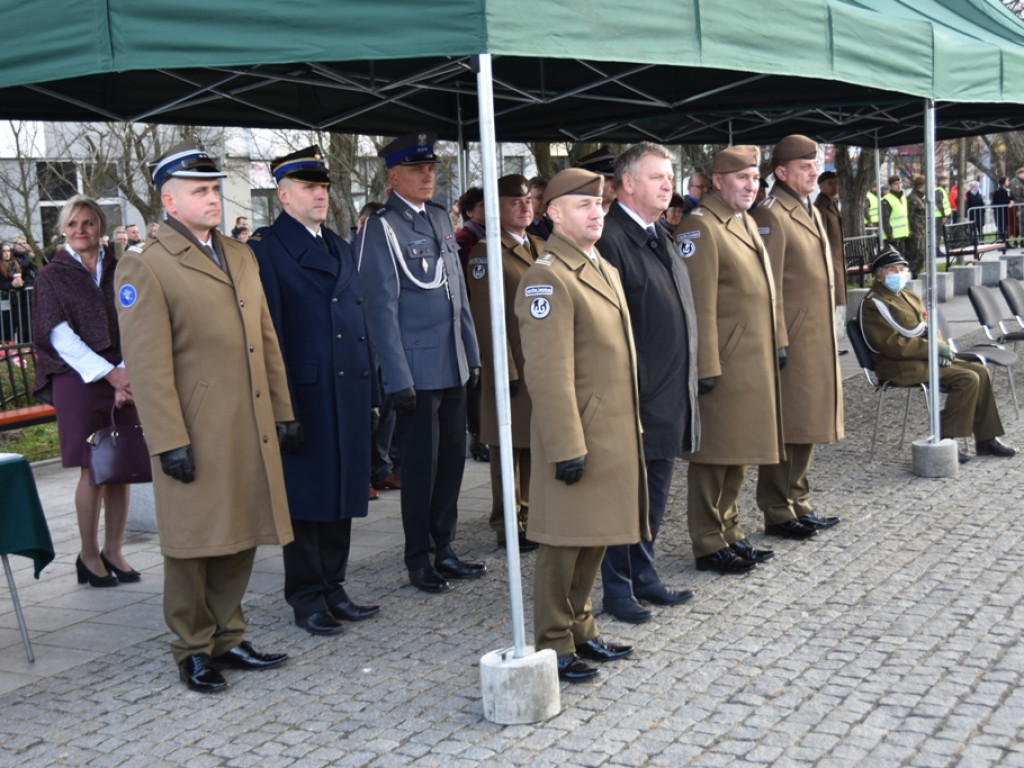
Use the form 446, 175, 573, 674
884, 272, 909, 292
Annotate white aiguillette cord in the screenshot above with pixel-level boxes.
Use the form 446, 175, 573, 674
358, 216, 450, 298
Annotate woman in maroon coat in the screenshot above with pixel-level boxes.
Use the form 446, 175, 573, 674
32, 196, 141, 587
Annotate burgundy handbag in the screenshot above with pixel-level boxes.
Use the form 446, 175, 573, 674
87, 406, 153, 485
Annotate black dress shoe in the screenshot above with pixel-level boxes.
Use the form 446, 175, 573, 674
409, 567, 452, 593
976, 437, 1016, 457
214, 640, 289, 669
556, 653, 599, 682
695, 547, 757, 574
295, 612, 344, 636
100, 551, 141, 583
633, 582, 694, 607
764, 519, 818, 540
730, 539, 775, 563
518, 532, 539, 553
575, 636, 633, 662
798, 512, 840, 529
179, 653, 227, 693
435, 555, 486, 580
75, 555, 118, 587
958, 450, 971, 464
603, 596, 653, 623
329, 598, 380, 622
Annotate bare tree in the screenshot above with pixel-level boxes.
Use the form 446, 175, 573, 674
0, 121, 46, 265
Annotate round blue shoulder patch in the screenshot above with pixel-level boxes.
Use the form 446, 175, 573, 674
118, 284, 137, 308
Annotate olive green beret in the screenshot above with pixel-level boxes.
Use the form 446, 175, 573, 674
771, 134, 818, 168
711, 145, 760, 174
543, 168, 604, 205
497, 174, 530, 197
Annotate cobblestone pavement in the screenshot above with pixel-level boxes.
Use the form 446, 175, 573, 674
3, 297, 1024, 767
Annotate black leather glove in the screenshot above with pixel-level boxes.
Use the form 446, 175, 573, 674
468, 366, 482, 391
778, 347, 788, 370
160, 445, 195, 484
387, 387, 417, 416
697, 377, 717, 395
509, 379, 520, 398
276, 421, 304, 454
555, 456, 586, 485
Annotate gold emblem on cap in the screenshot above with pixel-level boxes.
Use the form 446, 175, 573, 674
418, 134, 427, 145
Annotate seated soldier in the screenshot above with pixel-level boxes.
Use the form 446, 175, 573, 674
858, 250, 1016, 463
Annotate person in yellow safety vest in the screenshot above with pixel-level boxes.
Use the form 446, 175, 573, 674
935, 173, 952, 225
882, 175, 909, 254
865, 183, 880, 226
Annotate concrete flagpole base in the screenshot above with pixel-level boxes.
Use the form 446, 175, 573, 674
911, 438, 959, 478
480, 646, 560, 724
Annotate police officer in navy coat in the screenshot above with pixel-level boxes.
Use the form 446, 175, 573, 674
250, 147, 380, 635
356, 131, 485, 594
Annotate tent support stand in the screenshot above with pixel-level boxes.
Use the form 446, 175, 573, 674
474, 53, 560, 725
912, 98, 958, 477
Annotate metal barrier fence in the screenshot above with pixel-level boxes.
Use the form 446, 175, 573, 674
959, 202, 1024, 245
0, 286, 33, 344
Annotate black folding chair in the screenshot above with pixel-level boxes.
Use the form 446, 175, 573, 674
937, 307, 1018, 419
846, 320, 944, 460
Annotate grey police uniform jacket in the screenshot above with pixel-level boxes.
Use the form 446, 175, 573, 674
356, 195, 480, 395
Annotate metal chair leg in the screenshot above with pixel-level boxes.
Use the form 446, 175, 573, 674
871, 390, 886, 461
2, 554, 34, 663
1006, 367, 1019, 419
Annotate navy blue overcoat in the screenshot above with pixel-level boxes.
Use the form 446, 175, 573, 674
251, 212, 375, 522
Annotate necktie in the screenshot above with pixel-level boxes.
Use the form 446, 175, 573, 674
646, 225, 658, 239
202, 243, 220, 267
316, 234, 327, 252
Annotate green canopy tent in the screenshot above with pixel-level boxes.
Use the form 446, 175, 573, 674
1, 0, 1023, 145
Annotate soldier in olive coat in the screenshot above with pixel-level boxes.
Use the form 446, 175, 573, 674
467, 174, 543, 553
858, 250, 1015, 461
675, 146, 782, 575
752, 135, 844, 541
116, 144, 296, 693
516, 168, 648, 683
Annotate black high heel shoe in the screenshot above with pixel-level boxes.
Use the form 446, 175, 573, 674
100, 551, 141, 583
76, 555, 118, 587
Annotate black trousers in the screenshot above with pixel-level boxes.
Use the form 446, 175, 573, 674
282, 518, 352, 620
601, 456, 674, 600
395, 386, 467, 570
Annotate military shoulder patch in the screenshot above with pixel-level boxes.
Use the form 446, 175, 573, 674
524, 285, 553, 296
677, 239, 696, 259
758, 226, 771, 235
529, 296, 551, 319
118, 284, 138, 308
469, 258, 486, 280
676, 230, 700, 241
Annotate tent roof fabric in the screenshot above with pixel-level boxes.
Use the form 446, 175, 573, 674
1, 0, 1023, 145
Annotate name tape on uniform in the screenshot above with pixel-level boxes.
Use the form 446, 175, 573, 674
524, 285, 553, 296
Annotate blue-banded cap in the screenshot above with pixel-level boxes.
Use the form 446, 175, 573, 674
379, 132, 438, 168
271, 145, 330, 185
149, 142, 226, 189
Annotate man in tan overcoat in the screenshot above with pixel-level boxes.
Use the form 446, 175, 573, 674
752, 135, 845, 541
515, 168, 649, 683
813, 170, 847, 307
467, 174, 542, 553
116, 144, 297, 693
676, 146, 782, 575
